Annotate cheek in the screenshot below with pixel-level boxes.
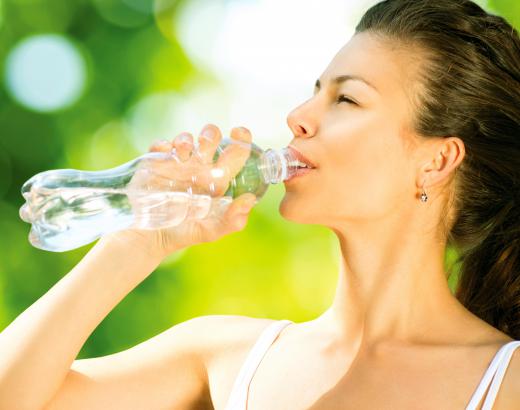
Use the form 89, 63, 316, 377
320, 129, 410, 218
280, 112, 413, 223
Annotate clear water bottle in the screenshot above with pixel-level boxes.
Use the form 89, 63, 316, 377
19, 137, 311, 252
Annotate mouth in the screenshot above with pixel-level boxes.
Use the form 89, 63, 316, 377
284, 167, 314, 183
287, 145, 317, 169
284, 145, 317, 183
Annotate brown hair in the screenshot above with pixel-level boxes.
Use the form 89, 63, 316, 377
356, 0, 520, 338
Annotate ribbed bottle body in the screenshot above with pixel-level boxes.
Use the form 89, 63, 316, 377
19, 138, 299, 251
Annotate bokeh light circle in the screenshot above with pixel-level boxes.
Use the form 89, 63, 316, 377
126, 84, 230, 154
4, 34, 87, 112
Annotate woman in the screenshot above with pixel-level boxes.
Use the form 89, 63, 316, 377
1, 0, 519, 408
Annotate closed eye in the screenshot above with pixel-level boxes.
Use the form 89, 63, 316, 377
336, 95, 358, 105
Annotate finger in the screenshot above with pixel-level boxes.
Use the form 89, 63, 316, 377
149, 139, 172, 153
196, 124, 222, 164
173, 132, 194, 162
148, 139, 180, 175
214, 127, 252, 181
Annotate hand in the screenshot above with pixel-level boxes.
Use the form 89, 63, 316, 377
101, 124, 257, 261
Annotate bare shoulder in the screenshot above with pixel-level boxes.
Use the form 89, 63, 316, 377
190, 314, 279, 409
494, 340, 520, 409
190, 314, 278, 362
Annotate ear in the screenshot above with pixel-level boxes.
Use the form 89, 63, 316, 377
417, 136, 466, 189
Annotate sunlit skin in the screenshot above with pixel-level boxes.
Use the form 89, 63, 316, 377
281, 31, 513, 349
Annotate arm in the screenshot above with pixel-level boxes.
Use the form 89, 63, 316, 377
0, 236, 166, 410
44, 315, 214, 410
0, 125, 257, 410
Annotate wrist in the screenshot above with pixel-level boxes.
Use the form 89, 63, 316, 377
71, 233, 164, 300
97, 230, 167, 266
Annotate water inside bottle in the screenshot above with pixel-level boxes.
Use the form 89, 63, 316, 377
20, 186, 233, 251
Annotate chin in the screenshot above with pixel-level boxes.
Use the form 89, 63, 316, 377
279, 194, 315, 224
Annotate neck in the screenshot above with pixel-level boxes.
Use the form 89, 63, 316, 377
320, 212, 472, 348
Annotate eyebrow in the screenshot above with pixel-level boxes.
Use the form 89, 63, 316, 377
315, 75, 378, 93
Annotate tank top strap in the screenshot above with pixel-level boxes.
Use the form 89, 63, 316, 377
224, 319, 293, 410
466, 340, 520, 410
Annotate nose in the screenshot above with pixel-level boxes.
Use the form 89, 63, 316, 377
287, 103, 317, 139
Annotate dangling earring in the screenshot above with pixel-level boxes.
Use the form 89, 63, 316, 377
420, 180, 428, 203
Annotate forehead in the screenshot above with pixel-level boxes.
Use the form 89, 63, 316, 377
321, 32, 415, 98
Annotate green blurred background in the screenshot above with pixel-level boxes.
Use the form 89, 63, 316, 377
0, 0, 515, 358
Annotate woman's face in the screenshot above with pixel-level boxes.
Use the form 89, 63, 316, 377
281, 32, 423, 228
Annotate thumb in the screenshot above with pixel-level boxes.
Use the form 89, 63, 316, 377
225, 193, 257, 229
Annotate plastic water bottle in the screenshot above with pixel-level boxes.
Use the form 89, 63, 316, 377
19, 137, 310, 252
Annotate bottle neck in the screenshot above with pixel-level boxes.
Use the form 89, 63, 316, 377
261, 147, 300, 184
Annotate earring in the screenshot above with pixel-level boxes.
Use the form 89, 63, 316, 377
420, 181, 428, 203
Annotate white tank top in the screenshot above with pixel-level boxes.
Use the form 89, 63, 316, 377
223, 320, 520, 410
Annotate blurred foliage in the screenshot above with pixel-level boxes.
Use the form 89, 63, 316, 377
0, 0, 339, 358
0, 0, 518, 360
489, 0, 520, 28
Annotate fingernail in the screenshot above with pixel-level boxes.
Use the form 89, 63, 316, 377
178, 134, 191, 143
202, 128, 215, 139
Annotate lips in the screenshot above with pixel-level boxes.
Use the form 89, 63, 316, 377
288, 145, 317, 169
